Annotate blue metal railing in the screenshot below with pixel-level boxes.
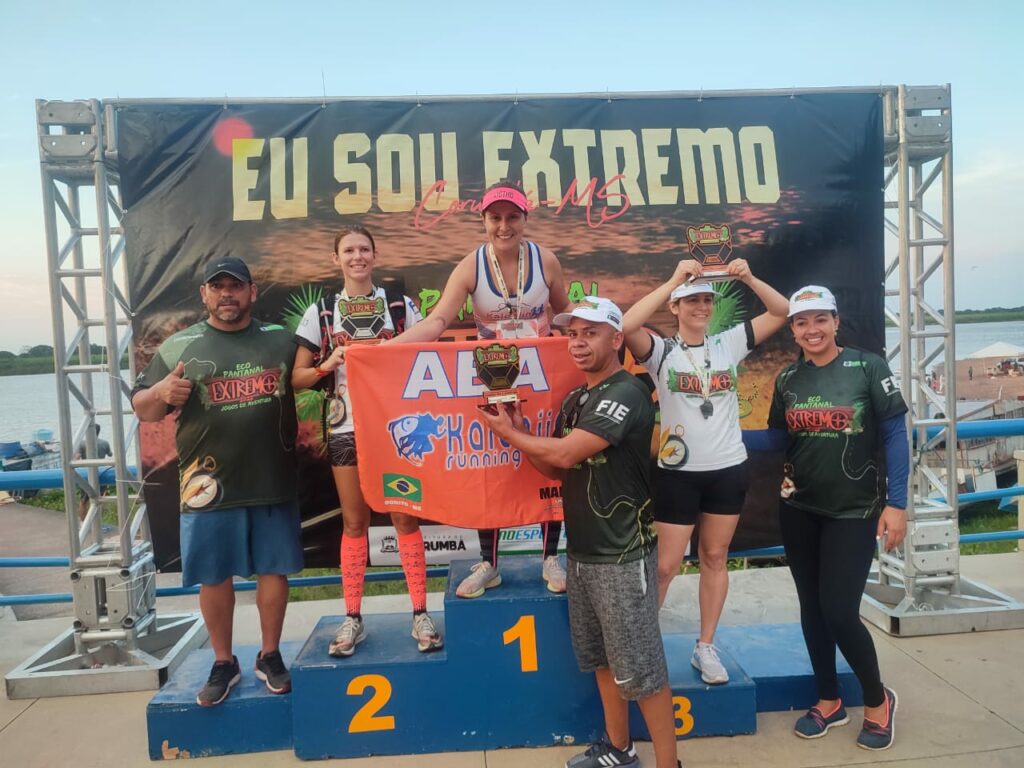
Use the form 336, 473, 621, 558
2, 532, 1021, 608
0, 568, 452, 607
2, 434, 1022, 607
0, 466, 131, 492
925, 418, 1024, 440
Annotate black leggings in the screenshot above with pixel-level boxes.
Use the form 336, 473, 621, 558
780, 502, 885, 708
478, 521, 561, 565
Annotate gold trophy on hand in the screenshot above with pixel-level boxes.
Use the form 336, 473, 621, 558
686, 224, 737, 284
473, 342, 523, 406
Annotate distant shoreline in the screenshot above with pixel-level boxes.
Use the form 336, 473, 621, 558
3, 311, 1023, 375
0, 357, 129, 378
884, 309, 1024, 327
955, 310, 1024, 324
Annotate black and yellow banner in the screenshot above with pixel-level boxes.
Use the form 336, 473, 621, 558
117, 92, 884, 569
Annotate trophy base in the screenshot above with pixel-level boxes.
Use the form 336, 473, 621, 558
482, 389, 520, 405
692, 271, 738, 285
341, 338, 384, 346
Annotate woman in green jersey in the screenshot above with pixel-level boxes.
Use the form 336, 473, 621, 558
767, 285, 909, 751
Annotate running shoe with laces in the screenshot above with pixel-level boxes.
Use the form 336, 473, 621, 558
857, 687, 898, 751
411, 612, 444, 652
328, 615, 366, 657
254, 649, 291, 694
690, 640, 729, 684
455, 560, 502, 598
793, 701, 849, 738
196, 655, 241, 707
542, 555, 567, 593
565, 738, 639, 768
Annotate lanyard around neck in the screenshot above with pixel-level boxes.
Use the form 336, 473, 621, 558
487, 243, 526, 319
676, 335, 712, 401
340, 285, 376, 301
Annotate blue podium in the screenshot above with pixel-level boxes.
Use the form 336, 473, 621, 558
147, 557, 857, 760
147, 642, 301, 759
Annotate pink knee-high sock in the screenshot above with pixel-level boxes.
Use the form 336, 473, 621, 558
398, 530, 428, 613
340, 534, 368, 616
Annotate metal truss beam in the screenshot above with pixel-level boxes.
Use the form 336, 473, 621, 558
5, 100, 205, 699
863, 85, 1024, 635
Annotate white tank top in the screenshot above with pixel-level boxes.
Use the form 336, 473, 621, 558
470, 240, 551, 339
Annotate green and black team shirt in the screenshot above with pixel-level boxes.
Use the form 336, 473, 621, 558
133, 320, 298, 513
768, 347, 907, 519
557, 369, 656, 564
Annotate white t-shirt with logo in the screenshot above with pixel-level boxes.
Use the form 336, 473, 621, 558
295, 286, 421, 436
642, 323, 752, 472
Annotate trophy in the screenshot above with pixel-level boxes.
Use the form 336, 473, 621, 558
473, 342, 523, 405
335, 294, 388, 345
686, 223, 737, 284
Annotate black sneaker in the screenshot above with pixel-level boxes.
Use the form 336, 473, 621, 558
254, 649, 291, 694
565, 739, 639, 768
196, 655, 241, 707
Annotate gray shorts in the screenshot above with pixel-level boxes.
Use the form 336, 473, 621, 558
566, 548, 668, 700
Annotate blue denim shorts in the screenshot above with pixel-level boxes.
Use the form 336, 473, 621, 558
180, 500, 304, 586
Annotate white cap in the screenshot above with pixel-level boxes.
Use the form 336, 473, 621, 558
669, 282, 717, 302
552, 296, 624, 331
787, 285, 838, 317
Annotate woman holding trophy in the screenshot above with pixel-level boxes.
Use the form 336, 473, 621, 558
395, 182, 572, 599
622, 257, 789, 684
292, 226, 443, 657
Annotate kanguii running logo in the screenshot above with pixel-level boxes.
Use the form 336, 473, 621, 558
383, 473, 422, 502
387, 413, 445, 466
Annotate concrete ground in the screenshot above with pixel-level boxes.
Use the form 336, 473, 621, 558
0, 500, 255, 620
2, 514, 1023, 766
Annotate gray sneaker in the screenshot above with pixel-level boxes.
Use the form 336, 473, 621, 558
412, 612, 444, 652
565, 739, 638, 768
542, 555, 567, 593
254, 649, 291, 694
328, 615, 366, 657
196, 655, 240, 707
456, 561, 502, 598
691, 641, 729, 684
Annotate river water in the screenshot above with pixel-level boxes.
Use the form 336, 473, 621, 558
2, 321, 1023, 443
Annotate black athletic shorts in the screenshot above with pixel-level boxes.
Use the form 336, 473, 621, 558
653, 461, 749, 525
327, 432, 357, 467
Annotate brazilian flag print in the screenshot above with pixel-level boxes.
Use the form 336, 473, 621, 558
383, 474, 422, 502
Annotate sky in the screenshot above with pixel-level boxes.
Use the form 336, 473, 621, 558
1, 0, 1021, 352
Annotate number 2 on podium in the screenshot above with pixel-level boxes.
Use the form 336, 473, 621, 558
503, 615, 538, 672
347, 674, 396, 733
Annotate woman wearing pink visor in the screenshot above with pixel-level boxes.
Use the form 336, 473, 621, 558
395, 182, 571, 599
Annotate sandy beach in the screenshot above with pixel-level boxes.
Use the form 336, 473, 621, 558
935, 357, 1024, 402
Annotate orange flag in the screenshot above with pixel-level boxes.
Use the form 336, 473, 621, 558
347, 337, 585, 528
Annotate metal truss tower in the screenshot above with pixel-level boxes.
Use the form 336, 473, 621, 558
861, 85, 1024, 635
6, 100, 205, 698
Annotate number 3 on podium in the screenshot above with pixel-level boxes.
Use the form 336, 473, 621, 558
672, 695, 694, 736
347, 674, 396, 733
503, 615, 538, 672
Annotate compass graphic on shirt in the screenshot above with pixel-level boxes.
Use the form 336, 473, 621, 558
180, 456, 222, 510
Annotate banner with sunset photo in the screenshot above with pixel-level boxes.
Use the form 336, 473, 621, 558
116, 91, 883, 569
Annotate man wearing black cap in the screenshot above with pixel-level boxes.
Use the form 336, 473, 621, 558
132, 257, 301, 707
